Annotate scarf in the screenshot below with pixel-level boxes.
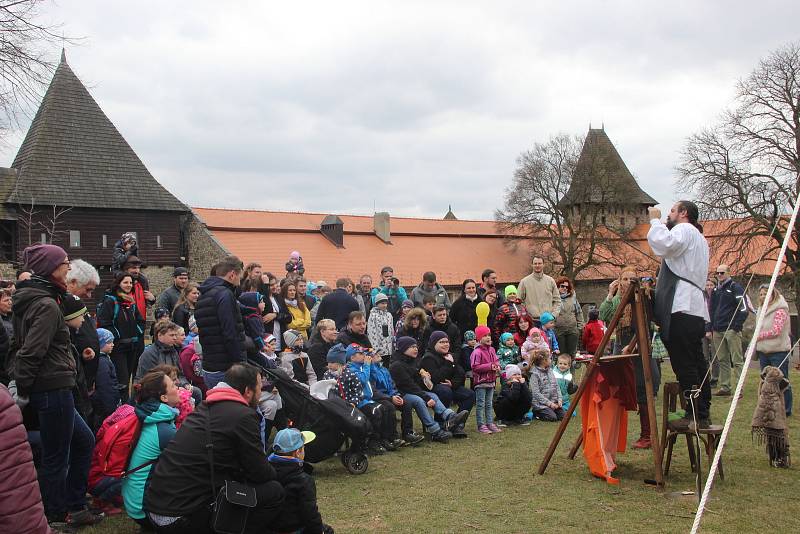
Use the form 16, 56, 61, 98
284, 298, 298, 307
465, 294, 478, 302
116, 290, 136, 308
751, 366, 790, 466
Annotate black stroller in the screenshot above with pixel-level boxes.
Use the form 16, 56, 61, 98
263, 367, 371, 474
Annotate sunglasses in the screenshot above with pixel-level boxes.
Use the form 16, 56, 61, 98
715, 271, 726, 275
558, 284, 569, 288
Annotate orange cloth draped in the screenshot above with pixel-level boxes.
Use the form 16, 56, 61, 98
581, 359, 638, 479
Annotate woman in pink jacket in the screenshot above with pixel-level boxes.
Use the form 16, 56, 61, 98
0, 383, 51, 533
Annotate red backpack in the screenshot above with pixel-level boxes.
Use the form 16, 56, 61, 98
88, 405, 153, 489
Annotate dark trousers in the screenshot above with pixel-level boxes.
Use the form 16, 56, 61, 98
555, 329, 579, 357
534, 406, 565, 421
110, 343, 138, 402
399, 400, 414, 435
661, 312, 711, 419
432, 384, 475, 414
360, 401, 396, 440
153, 480, 284, 534
28, 388, 94, 518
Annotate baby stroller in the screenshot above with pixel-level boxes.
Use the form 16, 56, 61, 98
262, 367, 371, 474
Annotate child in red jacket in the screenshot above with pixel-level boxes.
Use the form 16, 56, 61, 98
581, 308, 606, 355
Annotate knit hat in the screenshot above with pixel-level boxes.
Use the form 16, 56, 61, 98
326, 343, 347, 364
22, 244, 67, 277
428, 331, 448, 349
273, 428, 315, 454
374, 293, 389, 305
401, 299, 414, 309
504, 364, 522, 378
265, 334, 277, 346
238, 291, 263, 309
463, 330, 475, 342
306, 281, 317, 294
504, 284, 518, 298
540, 312, 555, 325
500, 332, 514, 345
96, 328, 115, 348
345, 343, 366, 359
396, 336, 417, 355
173, 267, 189, 278
315, 281, 328, 291
62, 294, 87, 321
474, 325, 491, 341
283, 329, 302, 348
290, 251, 301, 260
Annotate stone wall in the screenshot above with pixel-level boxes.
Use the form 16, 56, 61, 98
185, 213, 230, 280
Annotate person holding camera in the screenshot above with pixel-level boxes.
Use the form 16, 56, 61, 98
370, 266, 408, 320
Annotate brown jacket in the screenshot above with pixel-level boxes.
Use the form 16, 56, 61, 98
12, 280, 75, 397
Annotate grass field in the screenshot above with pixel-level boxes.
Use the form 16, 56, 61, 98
88, 365, 798, 534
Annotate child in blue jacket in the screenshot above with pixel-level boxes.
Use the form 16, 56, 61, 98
539, 312, 560, 363
370, 352, 415, 448
91, 328, 120, 430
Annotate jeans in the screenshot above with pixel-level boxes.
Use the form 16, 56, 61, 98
662, 313, 711, 419
714, 330, 743, 392
475, 386, 494, 427
202, 370, 226, 390
90, 476, 122, 502
633, 355, 661, 405
28, 388, 94, 517
402, 393, 441, 432
758, 351, 793, 415
432, 384, 475, 414
111, 342, 139, 402
702, 334, 720, 382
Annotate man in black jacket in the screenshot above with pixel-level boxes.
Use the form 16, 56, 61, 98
196, 256, 246, 390
144, 364, 284, 533
335, 311, 372, 348
316, 278, 358, 330
421, 306, 461, 350
156, 267, 190, 315
710, 264, 749, 396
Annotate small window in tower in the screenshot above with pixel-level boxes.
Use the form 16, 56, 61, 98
102, 234, 108, 248
156, 235, 162, 249
620, 217, 626, 227
601, 216, 606, 225
69, 230, 81, 248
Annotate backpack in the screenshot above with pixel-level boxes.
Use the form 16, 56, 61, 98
89, 406, 153, 483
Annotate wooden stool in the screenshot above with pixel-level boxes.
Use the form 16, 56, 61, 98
660, 382, 724, 480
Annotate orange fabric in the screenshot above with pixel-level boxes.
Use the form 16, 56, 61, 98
581, 360, 636, 479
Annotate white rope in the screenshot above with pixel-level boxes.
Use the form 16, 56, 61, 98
690, 192, 800, 534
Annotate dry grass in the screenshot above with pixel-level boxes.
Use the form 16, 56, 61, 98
87, 365, 798, 533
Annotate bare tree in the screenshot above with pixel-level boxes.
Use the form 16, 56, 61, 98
40, 203, 70, 243
677, 41, 800, 294
0, 0, 74, 134
15, 196, 38, 247
495, 133, 646, 280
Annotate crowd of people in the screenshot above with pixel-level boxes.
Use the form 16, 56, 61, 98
0, 200, 795, 533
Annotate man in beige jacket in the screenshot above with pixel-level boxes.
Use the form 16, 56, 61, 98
517, 257, 561, 326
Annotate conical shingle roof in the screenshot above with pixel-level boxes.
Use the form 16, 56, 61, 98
561, 128, 657, 207
6, 51, 187, 212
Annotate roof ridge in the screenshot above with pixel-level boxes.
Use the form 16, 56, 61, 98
192, 206, 499, 223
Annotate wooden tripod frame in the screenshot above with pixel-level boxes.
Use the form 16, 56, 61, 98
537, 280, 664, 486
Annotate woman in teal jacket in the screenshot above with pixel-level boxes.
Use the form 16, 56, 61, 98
121, 369, 180, 529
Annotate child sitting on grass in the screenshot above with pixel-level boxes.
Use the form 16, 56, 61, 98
471, 326, 502, 434
552, 354, 577, 414
268, 428, 334, 534
494, 364, 532, 426
530, 349, 564, 421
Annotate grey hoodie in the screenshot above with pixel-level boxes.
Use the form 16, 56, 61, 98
411, 282, 452, 310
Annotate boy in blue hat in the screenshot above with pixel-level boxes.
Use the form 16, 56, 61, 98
269, 428, 333, 534
90, 328, 120, 429
539, 311, 560, 362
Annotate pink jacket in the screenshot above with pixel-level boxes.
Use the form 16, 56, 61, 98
470, 344, 499, 386
0, 384, 51, 534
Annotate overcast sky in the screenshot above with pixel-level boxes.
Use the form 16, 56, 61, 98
3, 1, 799, 219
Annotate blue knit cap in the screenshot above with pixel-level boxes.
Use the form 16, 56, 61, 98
326, 343, 347, 364
96, 328, 114, 349
540, 311, 555, 325
500, 332, 514, 344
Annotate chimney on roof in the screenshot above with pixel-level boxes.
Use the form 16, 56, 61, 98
320, 215, 344, 248
374, 211, 391, 243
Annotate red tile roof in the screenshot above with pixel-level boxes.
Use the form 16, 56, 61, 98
193, 207, 784, 286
